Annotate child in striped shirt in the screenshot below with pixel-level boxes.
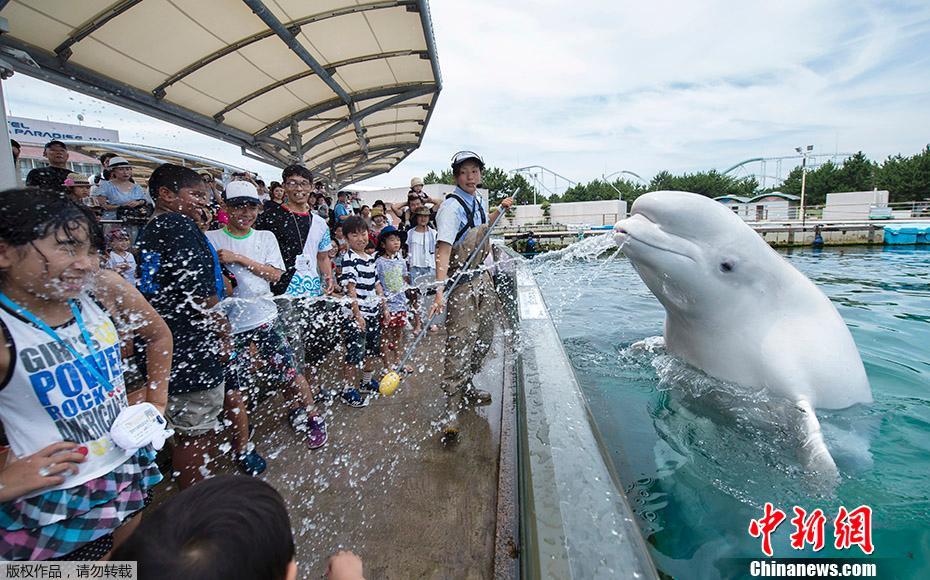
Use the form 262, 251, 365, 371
339, 216, 387, 408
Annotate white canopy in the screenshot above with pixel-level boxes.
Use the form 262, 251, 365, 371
0, 0, 442, 187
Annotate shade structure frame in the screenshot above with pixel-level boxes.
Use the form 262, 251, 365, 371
0, 0, 442, 185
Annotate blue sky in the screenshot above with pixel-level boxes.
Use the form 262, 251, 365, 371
4, 0, 929, 191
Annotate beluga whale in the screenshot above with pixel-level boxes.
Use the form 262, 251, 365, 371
613, 191, 872, 478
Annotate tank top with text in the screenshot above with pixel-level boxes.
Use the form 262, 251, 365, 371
0, 293, 132, 495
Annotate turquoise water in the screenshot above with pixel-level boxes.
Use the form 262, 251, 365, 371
534, 245, 930, 579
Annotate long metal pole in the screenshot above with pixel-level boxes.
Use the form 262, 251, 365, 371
800, 155, 807, 227
394, 210, 505, 372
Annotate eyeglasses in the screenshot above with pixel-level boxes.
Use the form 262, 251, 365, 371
285, 180, 312, 188
451, 150, 483, 165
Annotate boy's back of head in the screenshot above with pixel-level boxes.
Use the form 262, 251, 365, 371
112, 475, 295, 580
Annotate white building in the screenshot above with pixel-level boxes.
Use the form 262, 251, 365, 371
822, 190, 890, 221
715, 193, 800, 221
510, 199, 626, 227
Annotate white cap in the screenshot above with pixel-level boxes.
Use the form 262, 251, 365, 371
224, 180, 262, 205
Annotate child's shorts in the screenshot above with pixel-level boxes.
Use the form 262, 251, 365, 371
385, 311, 407, 329
165, 385, 225, 438
231, 318, 299, 391
343, 315, 382, 365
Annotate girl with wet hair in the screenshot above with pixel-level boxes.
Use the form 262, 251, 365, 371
0, 188, 172, 560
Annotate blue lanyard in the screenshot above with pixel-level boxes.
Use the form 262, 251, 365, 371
0, 292, 114, 392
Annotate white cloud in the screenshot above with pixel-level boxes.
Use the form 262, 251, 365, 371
4, 0, 929, 191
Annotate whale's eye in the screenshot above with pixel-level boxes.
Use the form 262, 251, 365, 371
719, 260, 735, 273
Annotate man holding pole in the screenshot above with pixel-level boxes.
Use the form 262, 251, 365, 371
430, 151, 513, 443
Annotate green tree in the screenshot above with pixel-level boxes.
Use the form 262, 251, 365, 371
875, 146, 930, 203
423, 169, 453, 185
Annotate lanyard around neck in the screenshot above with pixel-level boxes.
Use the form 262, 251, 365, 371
0, 292, 114, 392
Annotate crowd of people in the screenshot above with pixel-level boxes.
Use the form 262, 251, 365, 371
0, 140, 513, 572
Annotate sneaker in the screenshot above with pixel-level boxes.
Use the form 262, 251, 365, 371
463, 387, 492, 406
340, 388, 370, 408
306, 414, 328, 450
360, 379, 380, 394
313, 389, 336, 406
236, 449, 267, 476
288, 407, 309, 432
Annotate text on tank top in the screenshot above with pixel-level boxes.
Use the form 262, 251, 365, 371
0, 293, 131, 495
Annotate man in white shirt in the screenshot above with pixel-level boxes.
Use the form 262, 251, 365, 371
429, 151, 513, 443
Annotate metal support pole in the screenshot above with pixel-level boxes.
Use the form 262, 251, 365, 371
0, 77, 18, 189
288, 119, 301, 165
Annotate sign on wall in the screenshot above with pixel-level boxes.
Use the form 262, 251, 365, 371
7, 116, 119, 144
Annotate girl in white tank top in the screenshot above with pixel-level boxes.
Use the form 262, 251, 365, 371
0, 189, 170, 561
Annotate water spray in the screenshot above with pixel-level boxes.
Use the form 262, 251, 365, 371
379, 210, 507, 396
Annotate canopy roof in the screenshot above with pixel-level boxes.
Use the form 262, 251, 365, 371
60, 140, 251, 183
0, 0, 441, 187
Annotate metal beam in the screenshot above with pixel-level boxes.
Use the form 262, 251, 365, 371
309, 143, 409, 174
305, 119, 424, 146
257, 82, 437, 140
415, 0, 443, 90
342, 146, 413, 176
151, 0, 415, 97
212, 49, 425, 120
58, 139, 252, 174
306, 134, 418, 168
241, 146, 284, 166
53, 0, 143, 61
414, 92, 438, 148
335, 147, 416, 188
242, 0, 352, 105
295, 84, 437, 155
0, 36, 295, 165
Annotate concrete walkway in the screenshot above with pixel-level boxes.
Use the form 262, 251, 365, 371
153, 327, 512, 579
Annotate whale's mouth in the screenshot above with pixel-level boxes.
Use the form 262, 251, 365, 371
615, 216, 695, 263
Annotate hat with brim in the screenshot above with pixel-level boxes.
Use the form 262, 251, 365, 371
63, 173, 91, 187
108, 156, 132, 169
410, 177, 424, 187
224, 180, 263, 207
413, 206, 431, 217
370, 207, 385, 218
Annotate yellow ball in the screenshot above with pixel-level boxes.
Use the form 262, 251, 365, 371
379, 371, 402, 396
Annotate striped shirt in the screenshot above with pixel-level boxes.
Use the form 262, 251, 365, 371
340, 249, 380, 317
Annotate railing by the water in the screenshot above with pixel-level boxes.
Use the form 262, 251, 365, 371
493, 244, 658, 579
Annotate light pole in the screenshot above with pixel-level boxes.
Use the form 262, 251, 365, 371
795, 145, 813, 226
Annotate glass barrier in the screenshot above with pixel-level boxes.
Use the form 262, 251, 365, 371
495, 244, 658, 579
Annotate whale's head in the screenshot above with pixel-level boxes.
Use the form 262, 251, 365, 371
614, 191, 781, 315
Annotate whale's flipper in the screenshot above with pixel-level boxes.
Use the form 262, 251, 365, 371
795, 399, 839, 478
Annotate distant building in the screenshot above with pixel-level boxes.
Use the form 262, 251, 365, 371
715, 192, 800, 221
7, 116, 118, 180
822, 190, 890, 221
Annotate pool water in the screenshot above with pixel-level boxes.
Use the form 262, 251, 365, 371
533, 246, 930, 579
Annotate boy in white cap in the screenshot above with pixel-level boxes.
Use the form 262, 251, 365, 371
206, 181, 328, 473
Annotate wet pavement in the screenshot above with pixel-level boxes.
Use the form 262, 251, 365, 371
150, 326, 512, 579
